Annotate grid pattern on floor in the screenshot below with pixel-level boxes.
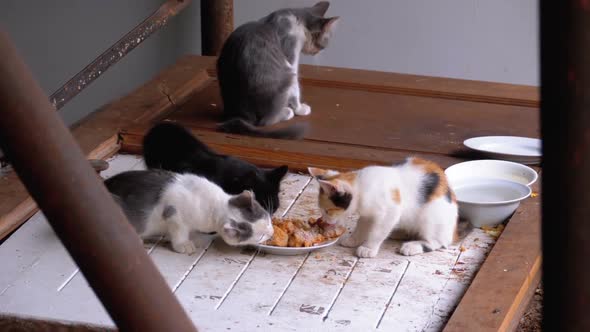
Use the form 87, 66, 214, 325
0, 155, 496, 331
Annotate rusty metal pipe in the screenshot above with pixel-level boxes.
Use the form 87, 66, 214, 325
49, 0, 191, 110
0, 30, 197, 332
541, 0, 590, 330
201, 0, 233, 55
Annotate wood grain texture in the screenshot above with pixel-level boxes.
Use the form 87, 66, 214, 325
443, 177, 542, 332
0, 55, 212, 241
120, 127, 464, 172
0, 54, 539, 241
205, 61, 539, 107
298, 65, 538, 107
165, 79, 539, 156
0, 54, 542, 330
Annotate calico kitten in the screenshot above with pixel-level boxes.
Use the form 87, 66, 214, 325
308, 157, 462, 258
142, 122, 288, 214
217, 1, 339, 139
105, 170, 274, 254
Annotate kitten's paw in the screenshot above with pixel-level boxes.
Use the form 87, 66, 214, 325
172, 241, 197, 255
399, 242, 425, 256
356, 246, 379, 258
340, 235, 363, 248
192, 236, 212, 249
295, 103, 312, 116
281, 107, 295, 121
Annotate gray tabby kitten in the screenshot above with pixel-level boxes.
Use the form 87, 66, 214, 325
105, 170, 274, 254
217, 1, 339, 139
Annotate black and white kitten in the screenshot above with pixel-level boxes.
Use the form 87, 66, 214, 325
217, 1, 339, 139
105, 170, 274, 254
142, 122, 288, 214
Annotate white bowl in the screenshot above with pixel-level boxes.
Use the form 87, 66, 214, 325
445, 159, 538, 187
463, 136, 542, 165
451, 179, 531, 227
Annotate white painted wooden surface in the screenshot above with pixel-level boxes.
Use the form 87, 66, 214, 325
0, 155, 497, 331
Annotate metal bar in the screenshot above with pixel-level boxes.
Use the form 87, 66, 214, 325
0, 30, 197, 332
540, 0, 590, 331
49, 0, 191, 110
201, 0, 233, 55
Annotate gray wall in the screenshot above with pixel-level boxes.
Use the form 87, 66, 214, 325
235, 0, 539, 86
1, 1, 201, 125
1, 1, 538, 126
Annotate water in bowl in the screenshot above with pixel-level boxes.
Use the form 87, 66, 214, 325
454, 180, 527, 204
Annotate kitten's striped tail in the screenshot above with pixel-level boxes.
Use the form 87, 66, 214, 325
217, 118, 307, 140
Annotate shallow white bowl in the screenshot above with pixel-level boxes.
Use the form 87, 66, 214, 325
463, 136, 542, 165
255, 238, 339, 256
451, 179, 531, 228
445, 159, 538, 187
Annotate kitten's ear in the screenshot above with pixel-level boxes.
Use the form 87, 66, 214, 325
267, 165, 288, 181
321, 17, 340, 34
310, 1, 330, 17
222, 223, 240, 239
229, 190, 255, 209
317, 179, 338, 194
308, 167, 340, 179
318, 179, 352, 196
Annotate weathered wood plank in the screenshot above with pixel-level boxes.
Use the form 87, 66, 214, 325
174, 240, 256, 314
120, 127, 463, 173
268, 181, 358, 323
424, 229, 497, 332
274, 174, 311, 217
323, 258, 409, 330
269, 244, 358, 322
163, 84, 539, 157
298, 65, 538, 107
378, 262, 451, 331
174, 174, 309, 316
443, 178, 542, 332
0, 155, 143, 324
0, 314, 114, 332
215, 175, 311, 317
0, 55, 214, 240
0, 155, 141, 297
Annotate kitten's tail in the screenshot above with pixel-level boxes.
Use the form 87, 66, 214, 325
454, 218, 474, 243
217, 118, 308, 140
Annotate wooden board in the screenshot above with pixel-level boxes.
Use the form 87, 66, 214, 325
0, 155, 500, 331
0, 56, 216, 241
166, 81, 538, 156
120, 127, 464, 172
444, 177, 542, 332
0, 55, 542, 331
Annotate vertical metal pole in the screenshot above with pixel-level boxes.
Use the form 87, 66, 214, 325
541, 0, 590, 330
0, 30, 197, 332
201, 0, 233, 55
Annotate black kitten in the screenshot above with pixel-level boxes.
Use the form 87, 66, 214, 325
142, 122, 288, 214
216, 1, 339, 139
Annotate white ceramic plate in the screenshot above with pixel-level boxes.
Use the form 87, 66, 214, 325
445, 160, 538, 187
255, 238, 339, 256
463, 136, 542, 164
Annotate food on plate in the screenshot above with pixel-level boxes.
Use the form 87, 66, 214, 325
265, 217, 346, 247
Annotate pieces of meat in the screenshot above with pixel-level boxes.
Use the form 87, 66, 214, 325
266, 217, 346, 247
266, 224, 288, 247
